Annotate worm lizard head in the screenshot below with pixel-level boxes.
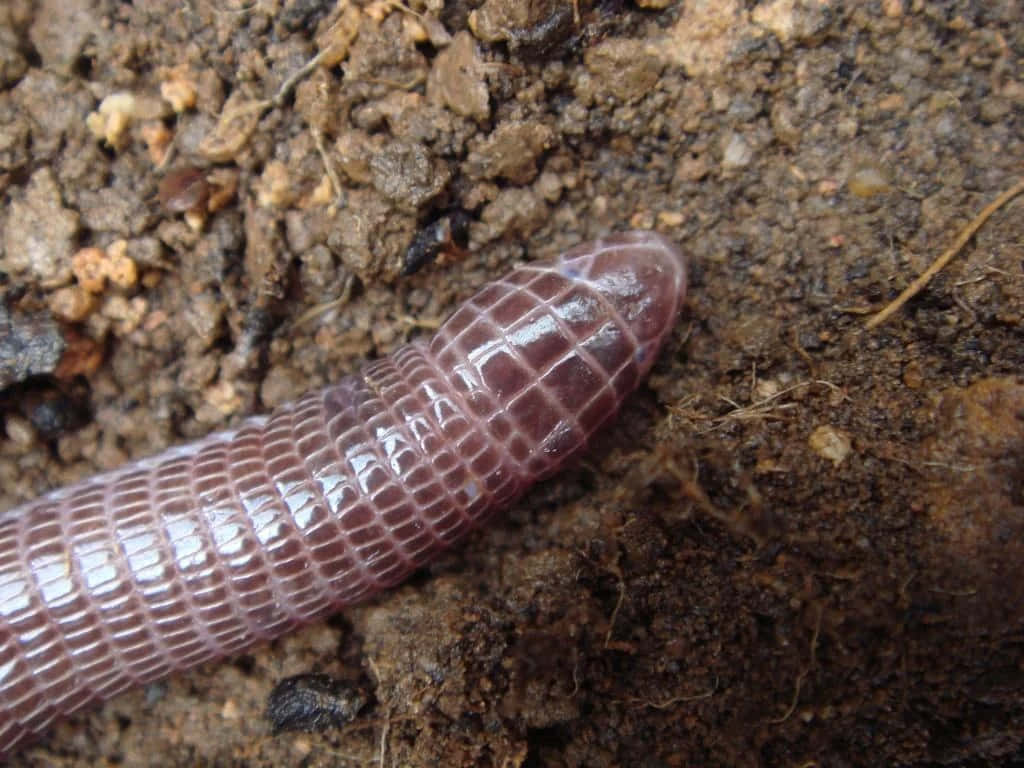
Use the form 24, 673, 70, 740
558, 230, 688, 375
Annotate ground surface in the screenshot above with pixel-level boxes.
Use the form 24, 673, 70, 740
1, 0, 1022, 765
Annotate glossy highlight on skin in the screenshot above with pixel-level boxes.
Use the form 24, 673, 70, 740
0, 230, 687, 756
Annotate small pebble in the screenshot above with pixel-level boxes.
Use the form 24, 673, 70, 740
256, 161, 295, 209
204, 379, 243, 416
755, 378, 783, 401
848, 166, 890, 198
4, 415, 36, 447
49, 285, 97, 322
144, 681, 168, 707
85, 91, 167, 148
221, 699, 240, 720
721, 133, 753, 170
104, 240, 139, 289
160, 71, 197, 113
101, 295, 147, 335
85, 92, 136, 147
657, 211, 685, 227
206, 169, 239, 213
72, 247, 109, 293
809, 425, 853, 466
139, 121, 173, 165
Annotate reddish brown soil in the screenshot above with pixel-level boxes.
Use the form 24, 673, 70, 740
1, 1, 1022, 765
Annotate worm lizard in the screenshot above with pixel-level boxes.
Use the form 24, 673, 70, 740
0, 230, 687, 755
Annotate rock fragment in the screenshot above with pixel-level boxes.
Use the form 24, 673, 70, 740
427, 31, 489, 121
0, 305, 65, 389
2, 168, 80, 287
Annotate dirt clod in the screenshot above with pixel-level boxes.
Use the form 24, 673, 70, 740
265, 674, 366, 734
2, 167, 79, 287
427, 30, 490, 121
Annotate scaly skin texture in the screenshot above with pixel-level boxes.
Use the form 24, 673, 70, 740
0, 231, 687, 756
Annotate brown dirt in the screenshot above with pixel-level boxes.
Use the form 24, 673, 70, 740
1, 1, 1023, 766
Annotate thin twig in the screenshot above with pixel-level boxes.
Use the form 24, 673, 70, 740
215, 47, 332, 139
291, 273, 355, 330
624, 677, 718, 709
866, 177, 1024, 330
699, 380, 844, 432
312, 126, 344, 207
769, 605, 822, 724
603, 557, 627, 650
384, 0, 426, 21
274, 48, 332, 107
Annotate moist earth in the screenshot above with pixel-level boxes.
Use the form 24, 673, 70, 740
1, 1, 1022, 766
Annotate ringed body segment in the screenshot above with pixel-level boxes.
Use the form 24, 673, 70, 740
0, 230, 687, 755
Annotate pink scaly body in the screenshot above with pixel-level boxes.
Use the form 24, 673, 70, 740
0, 230, 687, 755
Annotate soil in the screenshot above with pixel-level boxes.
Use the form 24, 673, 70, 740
1, 0, 1022, 766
